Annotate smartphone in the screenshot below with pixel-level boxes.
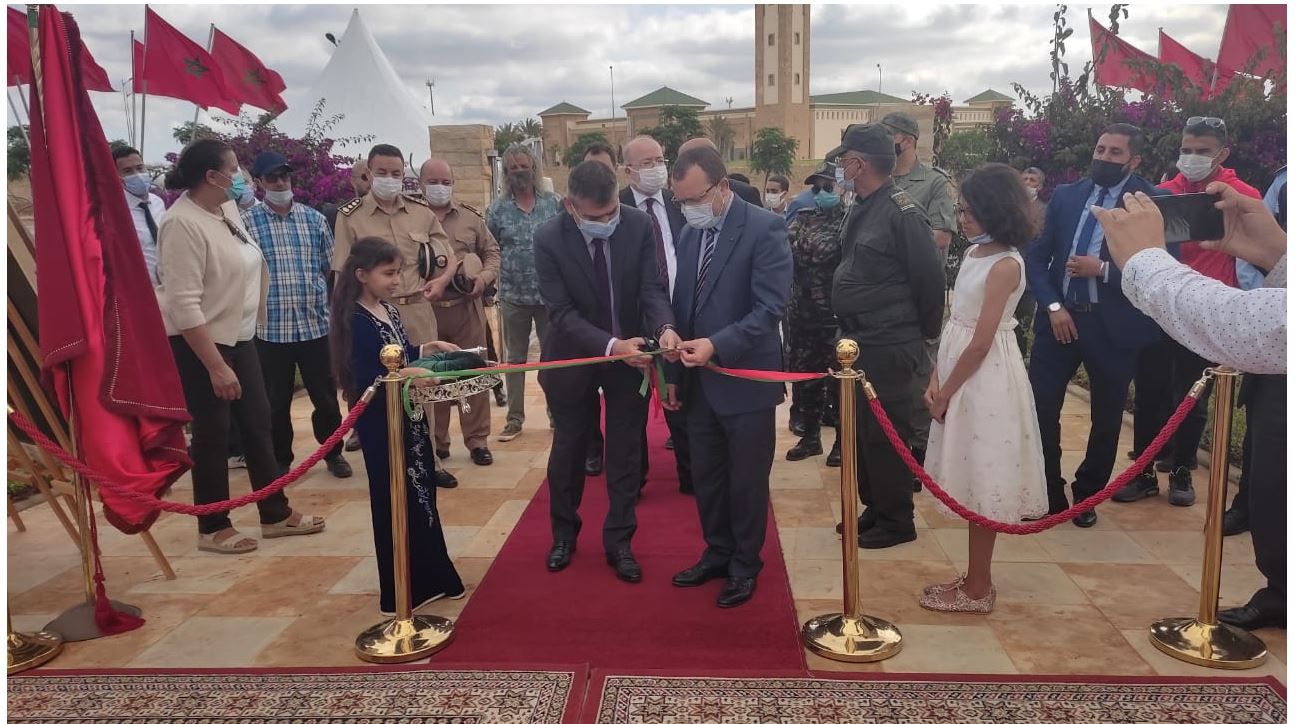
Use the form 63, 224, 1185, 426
1149, 192, 1225, 244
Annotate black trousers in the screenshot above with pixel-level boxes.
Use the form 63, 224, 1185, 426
851, 340, 923, 533
687, 391, 775, 578
1028, 310, 1137, 509
256, 336, 345, 468
171, 337, 292, 534
585, 389, 650, 484
544, 364, 648, 553
1241, 374, 1285, 616
1132, 339, 1174, 466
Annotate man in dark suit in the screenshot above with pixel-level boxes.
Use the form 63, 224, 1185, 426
665, 146, 793, 608
678, 137, 762, 207
1025, 123, 1166, 528
534, 160, 679, 582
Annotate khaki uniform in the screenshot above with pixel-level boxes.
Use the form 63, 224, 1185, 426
332, 193, 453, 346
430, 202, 502, 452
892, 161, 955, 451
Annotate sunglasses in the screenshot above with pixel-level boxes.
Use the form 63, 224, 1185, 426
1186, 116, 1226, 130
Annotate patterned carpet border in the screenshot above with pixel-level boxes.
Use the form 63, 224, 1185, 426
586, 671, 1287, 723
9, 664, 586, 723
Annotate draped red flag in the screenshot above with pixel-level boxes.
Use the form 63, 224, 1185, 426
1216, 4, 1286, 78
210, 27, 287, 113
131, 38, 144, 93
7, 6, 113, 91
140, 7, 240, 114
28, 4, 191, 543
1159, 30, 1232, 99
1089, 15, 1158, 92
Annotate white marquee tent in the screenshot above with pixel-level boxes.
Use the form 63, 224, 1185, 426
278, 8, 432, 166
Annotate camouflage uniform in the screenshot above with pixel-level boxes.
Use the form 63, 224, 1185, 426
787, 201, 846, 441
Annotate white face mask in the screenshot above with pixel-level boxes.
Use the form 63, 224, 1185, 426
1176, 153, 1219, 183
682, 201, 722, 230
424, 183, 453, 207
371, 176, 404, 200
632, 164, 669, 195
763, 192, 785, 208
263, 187, 293, 207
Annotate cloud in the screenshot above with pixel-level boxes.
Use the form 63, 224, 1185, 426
12, 4, 1231, 162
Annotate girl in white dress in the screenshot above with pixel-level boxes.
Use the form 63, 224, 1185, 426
920, 163, 1048, 614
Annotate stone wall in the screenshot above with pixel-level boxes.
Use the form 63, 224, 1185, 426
427, 124, 494, 208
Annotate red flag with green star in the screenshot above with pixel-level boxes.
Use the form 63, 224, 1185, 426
141, 7, 240, 114
210, 27, 287, 113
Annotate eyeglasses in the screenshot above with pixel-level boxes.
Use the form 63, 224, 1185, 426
677, 181, 719, 206
1186, 116, 1226, 130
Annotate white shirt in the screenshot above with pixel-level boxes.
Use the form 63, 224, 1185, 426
631, 187, 678, 299
126, 188, 167, 285
1122, 248, 1286, 374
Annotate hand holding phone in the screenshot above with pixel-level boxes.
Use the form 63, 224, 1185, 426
1148, 192, 1225, 245
1199, 181, 1287, 272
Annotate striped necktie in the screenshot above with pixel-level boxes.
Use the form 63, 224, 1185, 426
693, 227, 718, 311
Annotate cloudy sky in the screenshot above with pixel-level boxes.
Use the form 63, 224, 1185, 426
10, 3, 1232, 162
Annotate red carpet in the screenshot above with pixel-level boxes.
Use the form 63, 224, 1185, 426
438, 413, 807, 671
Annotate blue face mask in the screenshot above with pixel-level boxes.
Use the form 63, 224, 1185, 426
123, 172, 151, 197
968, 233, 994, 245
834, 163, 856, 195
813, 190, 840, 209
573, 208, 621, 240
219, 168, 249, 203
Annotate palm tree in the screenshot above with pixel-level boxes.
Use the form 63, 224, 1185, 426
706, 115, 736, 160
519, 117, 543, 139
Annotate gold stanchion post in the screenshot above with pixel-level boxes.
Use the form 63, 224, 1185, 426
801, 339, 903, 662
355, 345, 455, 663
8, 612, 62, 674
1150, 367, 1266, 668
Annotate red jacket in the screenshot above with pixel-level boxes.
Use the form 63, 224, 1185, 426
1158, 166, 1261, 288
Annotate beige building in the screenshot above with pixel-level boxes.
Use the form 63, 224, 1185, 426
537, 4, 1014, 167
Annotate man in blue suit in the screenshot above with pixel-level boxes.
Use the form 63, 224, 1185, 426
664, 144, 793, 608
1025, 123, 1165, 528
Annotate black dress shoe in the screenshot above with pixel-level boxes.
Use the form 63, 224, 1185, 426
785, 437, 823, 461
835, 511, 875, 535
470, 447, 493, 466
665, 436, 675, 450
1218, 603, 1285, 630
1073, 509, 1098, 528
435, 448, 450, 460
546, 540, 575, 572
672, 562, 728, 587
585, 453, 603, 476
825, 440, 841, 467
857, 527, 917, 549
717, 577, 756, 608
606, 549, 642, 583
433, 469, 458, 489
325, 456, 353, 478
1222, 507, 1250, 537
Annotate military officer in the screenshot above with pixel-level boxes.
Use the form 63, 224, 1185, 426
785, 161, 846, 467
829, 124, 946, 549
418, 157, 502, 467
332, 143, 455, 347
879, 112, 957, 479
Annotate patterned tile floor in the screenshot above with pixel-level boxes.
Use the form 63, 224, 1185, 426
8, 371, 1285, 681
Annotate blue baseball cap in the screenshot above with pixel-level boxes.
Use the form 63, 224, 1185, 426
251, 151, 291, 179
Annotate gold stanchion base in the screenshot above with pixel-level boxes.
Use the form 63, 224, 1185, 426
1150, 618, 1268, 669
355, 615, 454, 664
8, 629, 63, 674
801, 613, 903, 663
45, 600, 142, 643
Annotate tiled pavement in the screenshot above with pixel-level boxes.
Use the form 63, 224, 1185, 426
8, 372, 1284, 680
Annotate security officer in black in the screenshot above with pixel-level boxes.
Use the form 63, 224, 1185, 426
828, 124, 946, 549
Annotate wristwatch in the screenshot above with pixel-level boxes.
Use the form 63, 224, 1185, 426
1047, 302, 1063, 314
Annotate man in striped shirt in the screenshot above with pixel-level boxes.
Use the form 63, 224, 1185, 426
244, 151, 352, 479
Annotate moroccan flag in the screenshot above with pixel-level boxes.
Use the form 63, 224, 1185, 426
1159, 30, 1232, 98
28, 5, 191, 540
140, 7, 240, 114
1089, 14, 1158, 92
131, 38, 144, 93
7, 6, 113, 91
1216, 4, 1286, 78
210, 27, 286, 113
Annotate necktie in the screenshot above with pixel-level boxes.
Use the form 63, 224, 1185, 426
139, 200, 158, 242
643, 197, 670, 288
1066, 186, 1108, 305
591, 237, 614, 334
693, 228, 718, 312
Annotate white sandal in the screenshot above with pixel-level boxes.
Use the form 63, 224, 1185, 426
261, 513, 326, 539
197, 529, 259, 554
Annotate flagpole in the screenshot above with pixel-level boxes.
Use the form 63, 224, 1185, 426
188, 22, 214, 142
8, 82, 31, 147
139, 9, 149, 159
120, 80, 133, 146
129, 30, 138, 147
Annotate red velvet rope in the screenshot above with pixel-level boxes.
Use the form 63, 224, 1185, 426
8, 391, 373, 517
864, 391, 1203, 534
